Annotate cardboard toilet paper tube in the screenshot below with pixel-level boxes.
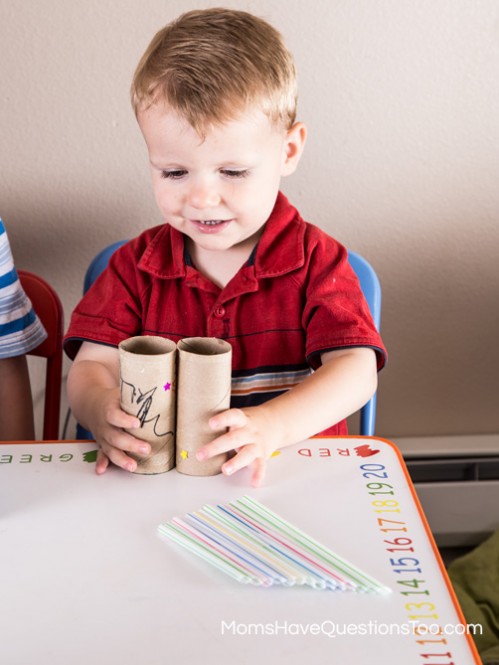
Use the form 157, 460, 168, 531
119, 335, 177, 474
176, 337, 232, 476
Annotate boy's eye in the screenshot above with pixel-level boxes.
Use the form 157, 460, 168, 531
220, 169, 249, 179
161, 169, 187, 180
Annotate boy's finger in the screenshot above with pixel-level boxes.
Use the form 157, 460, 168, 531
106, 429, 151, 458
209, 408, 247, 431
196, 427, 249, 460
95, 449, 110, 475
100, 440, 138, 473
107, 407, 141, 430
221, 444, 258, 476
250, 458, 266, 488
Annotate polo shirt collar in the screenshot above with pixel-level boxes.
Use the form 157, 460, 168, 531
137, 191, 305, 281
253, 192, 305, 278
137, 223, 186, 279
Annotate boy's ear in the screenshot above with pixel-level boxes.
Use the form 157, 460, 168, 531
281, 122, 307, 176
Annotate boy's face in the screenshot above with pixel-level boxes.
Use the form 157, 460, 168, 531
137, 104, 305, 257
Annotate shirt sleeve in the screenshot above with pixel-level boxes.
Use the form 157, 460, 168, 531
301, 228, 387, 371
0, 220, 48, 358
63, 240, 144, 359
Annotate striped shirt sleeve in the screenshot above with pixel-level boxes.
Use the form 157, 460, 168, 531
0, 219, 47, 359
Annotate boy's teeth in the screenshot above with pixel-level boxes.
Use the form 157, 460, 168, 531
200, 219, 222, 225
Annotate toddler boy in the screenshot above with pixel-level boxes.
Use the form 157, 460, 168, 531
65, 9, 386, 485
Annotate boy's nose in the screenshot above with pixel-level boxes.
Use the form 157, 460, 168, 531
188, 181, 221, 209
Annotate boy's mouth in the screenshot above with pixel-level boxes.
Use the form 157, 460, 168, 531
190, 219, 232, 233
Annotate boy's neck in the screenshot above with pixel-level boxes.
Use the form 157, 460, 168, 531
186, 236, 260, 289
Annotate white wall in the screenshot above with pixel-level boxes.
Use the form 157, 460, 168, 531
1, 0, 498, 438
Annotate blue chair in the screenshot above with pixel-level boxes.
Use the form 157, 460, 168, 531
79, 242, 382, 438
83, 240, 128, 293
76, 240, 128, 439
347, 251, 382, 436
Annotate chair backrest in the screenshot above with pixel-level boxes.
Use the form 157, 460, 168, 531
77, 241, 128, 439
82, 242, 382, 437
84, 240, 128, 293
347, 251, 382, 436
18, 270, 64, 440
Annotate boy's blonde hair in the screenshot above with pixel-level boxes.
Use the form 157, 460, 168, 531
131, 8, 297, 134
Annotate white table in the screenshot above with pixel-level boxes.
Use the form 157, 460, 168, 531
0, 437, 480, 664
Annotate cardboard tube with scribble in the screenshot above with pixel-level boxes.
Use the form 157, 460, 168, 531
119, 336, 177, 474
176, 337, 232, 476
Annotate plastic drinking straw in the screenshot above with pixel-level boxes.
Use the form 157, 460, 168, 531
234, 496, 390, 593
158, 497, 391, 593
158, 522, 258, 585
188, 510, 304, 586
170, 518, 274, 586
184, 513, 294, 586
216, 505, 347, 590
233, 497, 379, 591
202, 505, 333, 589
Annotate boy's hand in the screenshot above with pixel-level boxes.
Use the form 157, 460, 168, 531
67, 343, 152, 475
88, 387, 150, 474
195, 407, 281, 487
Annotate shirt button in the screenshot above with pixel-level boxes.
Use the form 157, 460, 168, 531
213, 306, 226, 318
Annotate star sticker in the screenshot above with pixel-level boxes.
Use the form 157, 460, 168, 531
163, 382, 171, 391
271, 451, 281, 458
180, 449, 188, 459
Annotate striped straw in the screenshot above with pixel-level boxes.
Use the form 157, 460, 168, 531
158, 496, 391, 593
206, 504, 339, 589
158, 522, 259, 585
217, 504, 349, 590
193, 507, 309, 586
233, 496, 389, 592
182, 513, 290, 586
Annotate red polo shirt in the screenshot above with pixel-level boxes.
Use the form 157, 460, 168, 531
64, 193, 386, 435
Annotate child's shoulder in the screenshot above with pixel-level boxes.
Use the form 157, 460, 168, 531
0, 218, 12, 254
264, 194, 348, 274
302, 218, 344, 250
292, 209, 347, 264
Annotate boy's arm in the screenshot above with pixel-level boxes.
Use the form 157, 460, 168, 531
67, 341, 148, 473
197, 347, 378, 487
0, 355, 35, 440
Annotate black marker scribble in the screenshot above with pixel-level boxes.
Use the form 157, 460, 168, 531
121, 379, 171, 438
